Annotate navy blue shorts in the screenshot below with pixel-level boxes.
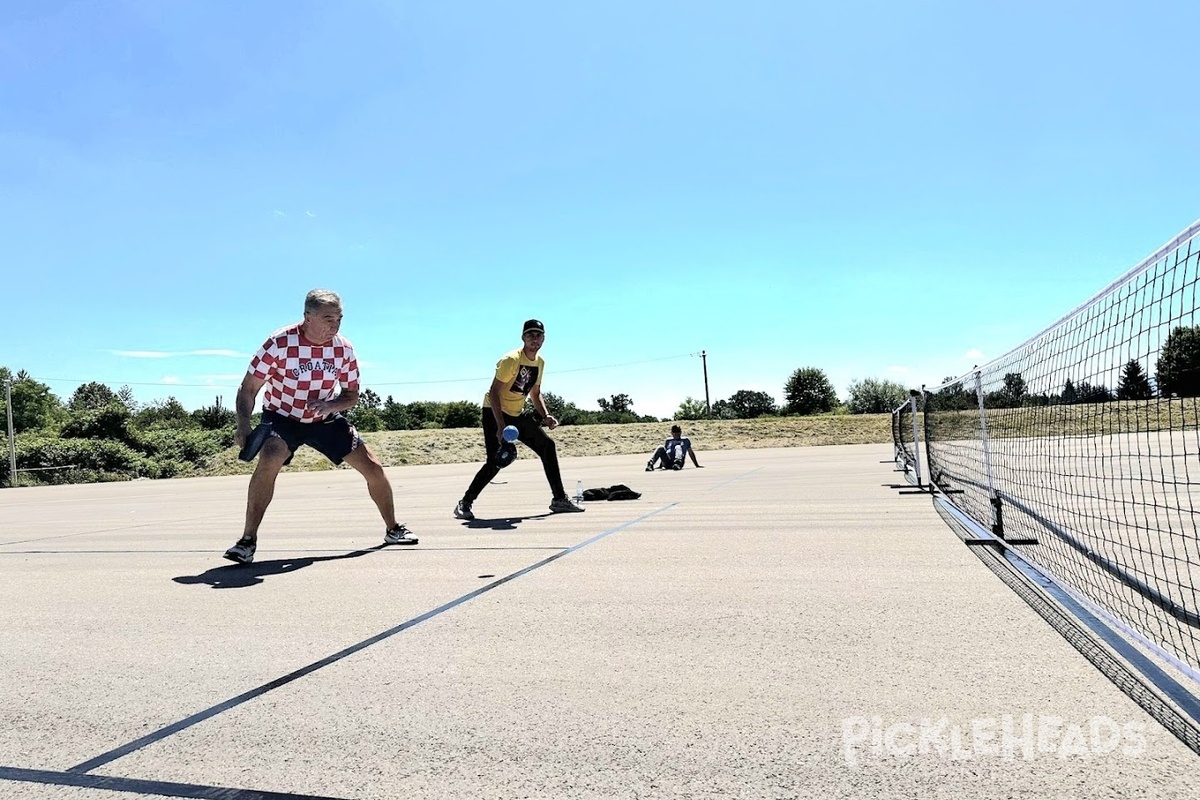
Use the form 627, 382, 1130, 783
262, 410, 362, 465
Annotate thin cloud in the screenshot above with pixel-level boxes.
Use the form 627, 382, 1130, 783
162, 376, 181, 384
306, 211, 316, 218
964, 348, 984, 359
110, 349, 248, 359
273, 210, 287, 217
190, 349, 247, 358
887, 365, 909, 375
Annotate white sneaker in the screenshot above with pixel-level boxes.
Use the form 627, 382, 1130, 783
384, 524, 419, 545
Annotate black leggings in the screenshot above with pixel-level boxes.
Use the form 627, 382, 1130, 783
462, 409, 567, 503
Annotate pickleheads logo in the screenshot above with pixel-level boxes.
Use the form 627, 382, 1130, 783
841, 715, 1147, 765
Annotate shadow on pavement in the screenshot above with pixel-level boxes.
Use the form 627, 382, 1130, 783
172, 544, 389, 589
463, 513, 552, 531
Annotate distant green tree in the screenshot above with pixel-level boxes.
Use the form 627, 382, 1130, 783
846, 378, 908, 415
1075, 380, 1113, 404
1004, 373, 1027, 397
1061, 378, 1078, 404
985, 372, 1027, 409
345, 388, 384, 431
1117, 360, 1153, 400
359, 388, 382, 410
710, 399, 738, 420
673, 396, 708, 420
404, 400, 444, 429
62, 404, 135, 443
783, 367, 837, 416
1, 367, 65, 432
442, 401, 481, 428
191, 397, 236, 430
590, 393, 657, 423
723, 389, 777, 419
933, 377, 973, 411
541, 391, 593, 425
380, 396, 412, 430
134, 397, 194, 429
69, 381, 120, 412
116, 385, 138, 412
540, 391, 568, 418
596, 394, 634, 414
1156, 325, 1200, 397
347, 409, 383, 432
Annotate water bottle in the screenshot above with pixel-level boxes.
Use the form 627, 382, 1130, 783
575, 479, 583, 503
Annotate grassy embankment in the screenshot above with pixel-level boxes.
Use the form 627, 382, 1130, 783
199, 414, 895, 476
926, 398, 1200, 439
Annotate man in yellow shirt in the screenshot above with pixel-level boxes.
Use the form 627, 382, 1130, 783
454, 319, 584, 520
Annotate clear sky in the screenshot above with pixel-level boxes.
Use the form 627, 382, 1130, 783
3, 0, 1199, 420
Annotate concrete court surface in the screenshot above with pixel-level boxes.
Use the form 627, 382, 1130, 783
0, 443, 1197, 800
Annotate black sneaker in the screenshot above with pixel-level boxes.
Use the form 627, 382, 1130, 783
645, 461, 655, 472
223, 538, 256, 564
454, 500, 475, 520
549, 497, 585, 513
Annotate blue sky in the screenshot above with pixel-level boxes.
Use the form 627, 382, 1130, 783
3, 0, 1199, 420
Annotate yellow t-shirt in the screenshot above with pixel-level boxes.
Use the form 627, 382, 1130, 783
484, 348, 544, 416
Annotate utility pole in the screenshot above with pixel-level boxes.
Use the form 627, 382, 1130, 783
701, 350, 711, 417
6, 379, 16, 489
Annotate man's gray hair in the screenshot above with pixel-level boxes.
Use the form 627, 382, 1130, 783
304, 289, 342, 313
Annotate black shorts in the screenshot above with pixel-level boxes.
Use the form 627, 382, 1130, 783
262, 410, 362, 466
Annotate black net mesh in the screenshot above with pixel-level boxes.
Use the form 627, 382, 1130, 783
925, 222, 1200, 677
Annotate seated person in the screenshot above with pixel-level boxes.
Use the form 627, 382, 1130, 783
646, 424, 702, 470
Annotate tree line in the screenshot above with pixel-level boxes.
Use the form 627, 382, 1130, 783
930, 325, 1200, 410
10, 323, 1200, 486
1, 364, 912, 487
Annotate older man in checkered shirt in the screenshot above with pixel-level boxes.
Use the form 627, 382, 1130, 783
223, 289, 416, 564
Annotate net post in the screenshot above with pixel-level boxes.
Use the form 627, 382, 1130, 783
5, 379, 15, 489
973, 370, 1005, 538
890, 388, 941, 495
887, 402, 905, 466
909, 389, 923, 487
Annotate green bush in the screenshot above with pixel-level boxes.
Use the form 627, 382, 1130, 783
17, 434, 153, 482
192, 403, 237, 430
132, 428, 230, 463
11, 426, 231, 485
846, 378, 909, 415
61, 404, 136, 443
784, 367, 838, 415
346, 407, 383, 432
443, 401, 482, 429
134, 398, 196, 429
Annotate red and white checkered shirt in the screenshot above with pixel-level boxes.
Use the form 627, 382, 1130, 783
247, 323, 360, 422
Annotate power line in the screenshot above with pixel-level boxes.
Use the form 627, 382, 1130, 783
30, 352, 703, 390
39, 378, 240, 388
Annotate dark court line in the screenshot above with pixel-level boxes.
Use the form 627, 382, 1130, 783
0, 492, 167, 508
0, 765, 350, 800
0, 546, 567, 556
0, 514, 229, 546
69, 503, 679, 774
708, 466, 763, 491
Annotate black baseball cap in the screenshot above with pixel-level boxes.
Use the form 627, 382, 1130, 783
523, 319, 545, 336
